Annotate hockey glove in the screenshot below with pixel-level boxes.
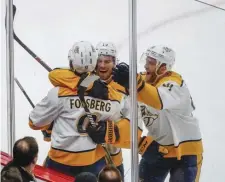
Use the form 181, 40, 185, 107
139, 136, 168, 164
77, 72, 109, 100
41, 122, 54, 142
86, 120, 120, 144
112, 62, 145, 92
41, 130, 51, 142
86, 79, 109, 100
112, 62, 129, 89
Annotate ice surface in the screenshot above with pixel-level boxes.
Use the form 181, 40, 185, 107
1, 0, 225, 181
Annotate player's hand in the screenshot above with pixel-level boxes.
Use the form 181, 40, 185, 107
139, 136, 168, 164
112, 62, 129, 89
41, 122, 54, 142
86, 79, 109, 100
112, 62, 145, 92
77, 72, 108, 100
86, 120, 120, 144
41, 130, 51, 142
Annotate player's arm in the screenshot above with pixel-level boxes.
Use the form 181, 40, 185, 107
106, 95, 143, 148
139, 79, 186, 110
111, 62, 162, 109
29, 87, 61, 130
86, 92, 168, 164
41, 122, 54, 142
113, 118, 143, 149
48, 68, 80, 88
137, 76, 163, 110
86, 117, 142, 148
112, 62, 186, 110
86, 118, 168, 165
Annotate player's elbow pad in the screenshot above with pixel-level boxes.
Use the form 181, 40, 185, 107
29, 119, 42, 130
29, 118, 53, 131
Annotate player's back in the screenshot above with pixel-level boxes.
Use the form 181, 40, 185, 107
138, 71, 203, 159
30, 68, 125, 166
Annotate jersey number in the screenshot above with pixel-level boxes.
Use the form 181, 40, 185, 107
162, 83, 173, 91
77, 113, 98, 134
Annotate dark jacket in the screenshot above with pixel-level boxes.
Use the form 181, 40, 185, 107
1, 161, 37, 182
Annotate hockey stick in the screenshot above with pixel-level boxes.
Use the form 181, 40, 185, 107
14, 78, 35, 108
12, 5, 52, 72
7, 6, 52, 139
14, 77, 53, 139
77, 74, 100, 128
78, 75, 115, 165
12, 5, 114, 164
194, 0, 225, 12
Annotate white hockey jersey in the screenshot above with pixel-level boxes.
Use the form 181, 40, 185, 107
29, 69, 127, 166
137, 72, 203, 159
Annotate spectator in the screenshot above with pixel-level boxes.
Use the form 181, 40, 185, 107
98, 165, 122, 182
1, 136, 38, 182
75, 172, 97, 182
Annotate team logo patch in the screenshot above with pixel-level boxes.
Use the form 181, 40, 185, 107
140, 105, 158, 127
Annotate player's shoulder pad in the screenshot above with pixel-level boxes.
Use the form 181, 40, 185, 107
156, 71, 183, 87
109, 81, 127, 95
49, 68, 80, 89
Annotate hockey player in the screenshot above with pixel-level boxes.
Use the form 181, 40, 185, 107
42, 41, 126, 179
28, 41, 117, 177
44, 41, 127, 179
95, 41, 126, 179
111, 45, 204, 182
36, 41, 169, 179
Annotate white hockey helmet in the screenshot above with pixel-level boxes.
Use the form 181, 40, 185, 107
141, 45, 175, 71
96, 41, 117, 58
68, 41, 97, 73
